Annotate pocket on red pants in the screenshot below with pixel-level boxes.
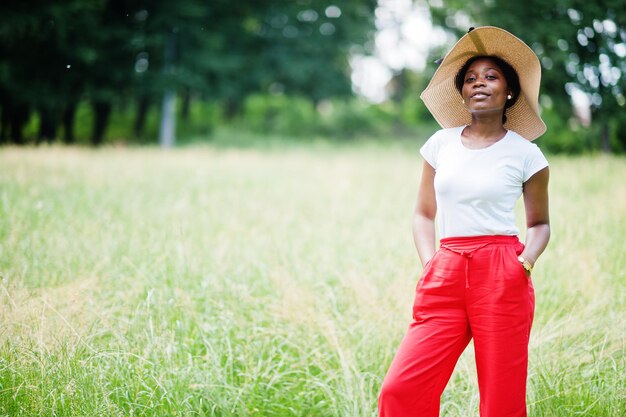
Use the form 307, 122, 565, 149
504, 245, 535, 331
508, 244, 530, 280
412, 250, 446, 321
413, 254, 433, 320
510, 242, 535, 327
415, 250, 439, 289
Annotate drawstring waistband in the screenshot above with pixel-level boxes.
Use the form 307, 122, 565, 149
440, 235, 520, 249
439, 235, 521, 288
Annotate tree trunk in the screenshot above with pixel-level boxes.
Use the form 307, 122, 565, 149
63, 101, 77, 144
92, 101, 112, 146
0, 100, 7, 144
134, 96, 150, 138
159, 29, 177, 148
223, 98, 240, 120
9, 102, 30, 145
617, 123, 626, 152
37, 106, 57, 144
601, 122, 611, 153
181, 87, 191, 120
159, 90, 176, 148
391, 70, 407, 103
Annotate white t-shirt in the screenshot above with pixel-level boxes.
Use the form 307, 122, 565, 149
420, 126, 549, 238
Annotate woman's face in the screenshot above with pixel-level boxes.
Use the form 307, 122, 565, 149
461, 58, 510, 117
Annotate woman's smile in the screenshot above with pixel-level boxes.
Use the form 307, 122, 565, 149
470, 91, 491, 99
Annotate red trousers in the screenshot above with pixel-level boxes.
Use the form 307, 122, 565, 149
379, 235, 535, 417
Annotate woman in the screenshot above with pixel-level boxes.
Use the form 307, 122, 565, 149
378, 27, 550, 417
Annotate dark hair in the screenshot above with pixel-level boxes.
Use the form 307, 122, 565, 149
454, 55, 521, 124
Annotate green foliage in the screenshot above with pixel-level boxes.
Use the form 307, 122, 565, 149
2, 1, 623, 153
240, 95, 411, 139
317, 99, 396, 138
9, 93, 617, 154
177, 101, 222, 140
0, 0, 378, 145
399, 95, 437, 128
66, 102, 96, 145
242, 94, 319, 136
538, 107, 589, 154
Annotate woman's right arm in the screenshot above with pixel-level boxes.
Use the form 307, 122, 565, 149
412, 160, 437, 267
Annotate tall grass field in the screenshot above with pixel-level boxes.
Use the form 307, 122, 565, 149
0, 142, 624, 416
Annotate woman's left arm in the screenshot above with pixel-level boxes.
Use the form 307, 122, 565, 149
521, 166, 550, 266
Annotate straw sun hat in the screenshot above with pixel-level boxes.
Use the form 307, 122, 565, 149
420, 26, 547, 141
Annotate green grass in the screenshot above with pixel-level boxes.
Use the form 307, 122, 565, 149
0, 142, 624, 416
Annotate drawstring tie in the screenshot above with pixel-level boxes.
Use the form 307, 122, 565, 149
441, 242, 493, 288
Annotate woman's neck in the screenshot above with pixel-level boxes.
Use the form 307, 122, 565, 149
461, 117, 507, 148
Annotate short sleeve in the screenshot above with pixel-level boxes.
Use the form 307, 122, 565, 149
523, 144, 549, 182
420, 131, 440, 169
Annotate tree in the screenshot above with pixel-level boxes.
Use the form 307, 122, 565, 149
200, 0, 377, 117
0, 0, 378, 145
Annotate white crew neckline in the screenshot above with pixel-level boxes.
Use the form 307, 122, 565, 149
458, 126, 511, 152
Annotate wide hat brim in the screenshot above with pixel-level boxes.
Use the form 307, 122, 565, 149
420, 26, 546, 141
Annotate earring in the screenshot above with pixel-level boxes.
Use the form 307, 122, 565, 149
507, 94, 512, 100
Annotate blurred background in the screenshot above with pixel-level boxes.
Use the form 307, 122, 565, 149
1, 0, 625, 153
